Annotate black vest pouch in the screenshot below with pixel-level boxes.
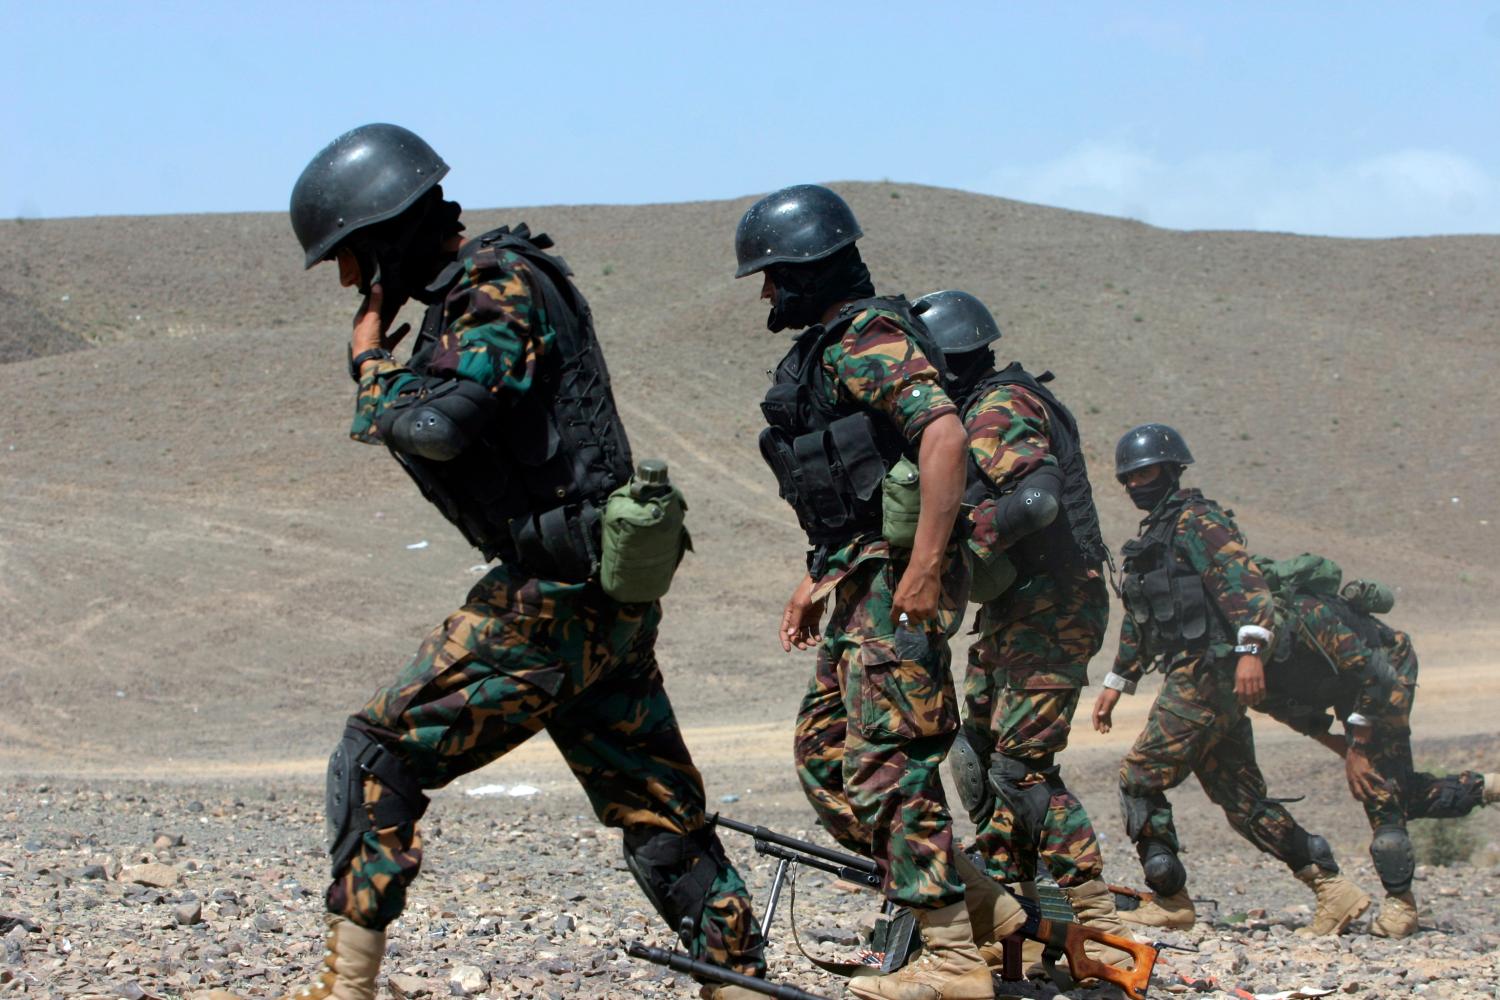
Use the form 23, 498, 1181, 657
1122, 573, 1151, 624
792, 431, 846, 525
828, 413, 887, 503
510, 502, 599, 583
760, 383, 805, 432
1174, 570, 1209, 642
1142, 567, 1178, 627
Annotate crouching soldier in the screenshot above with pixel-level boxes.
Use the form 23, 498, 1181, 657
1091, 424, 1370, 935
1255, 574, 1499, 937
223, 124, 766, 1000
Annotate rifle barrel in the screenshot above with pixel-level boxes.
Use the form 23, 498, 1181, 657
714, 815, 879, 876
626, 942, 831, 1000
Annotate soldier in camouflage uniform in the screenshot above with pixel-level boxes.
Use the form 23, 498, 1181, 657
1255, 584, 1498, 937
914, 291, 1134, 974
1091, 424, 1371, 935
229, 124, 765, 1000
737, 187, 1017, 1000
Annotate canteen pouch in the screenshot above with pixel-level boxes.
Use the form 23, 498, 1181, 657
599, 484, 691, 602
882, 457, 922, 549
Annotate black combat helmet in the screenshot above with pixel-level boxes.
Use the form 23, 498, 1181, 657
290, 123, 449, 269
1115, 423, 1195, 479
734, 184, 863, 278
913, 290, 1003, 356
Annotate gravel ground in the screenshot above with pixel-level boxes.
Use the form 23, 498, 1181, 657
3, 759, 1497, 1000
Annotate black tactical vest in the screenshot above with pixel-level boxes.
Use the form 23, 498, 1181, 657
388, 225, 634, 578
958, 363, 1108, 576
1119, 490, 1230, 661
758, 296, 943, 553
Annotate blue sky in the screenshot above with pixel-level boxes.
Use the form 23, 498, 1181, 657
6, 2, 1500, 236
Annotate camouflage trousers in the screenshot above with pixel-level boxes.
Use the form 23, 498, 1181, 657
324, 568, 765, 975
1357, 639, 1486, 831
793, 557, 966, 909
963, 575, 1109, 888
1119, 656, 1313, 871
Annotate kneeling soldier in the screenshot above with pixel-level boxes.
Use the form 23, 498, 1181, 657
1256, 578, 1499, 937
1092, 424, 1370, 935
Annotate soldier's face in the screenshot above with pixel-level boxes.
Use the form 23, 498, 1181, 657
1122, 465, 1163, 490
761, 273, 776, 301
336, 247, 362, 289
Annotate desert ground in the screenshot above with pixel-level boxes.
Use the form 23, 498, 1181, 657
1, 184, 1497, 999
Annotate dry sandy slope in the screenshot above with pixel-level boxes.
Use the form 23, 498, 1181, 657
1, 184, 1498, 777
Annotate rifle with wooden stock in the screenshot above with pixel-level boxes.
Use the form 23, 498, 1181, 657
713, 815, 1163, 1000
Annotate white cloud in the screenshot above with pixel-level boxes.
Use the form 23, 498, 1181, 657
976, 143, 1500, 237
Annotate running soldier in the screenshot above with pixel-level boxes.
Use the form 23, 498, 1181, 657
1091, 423, 1371, 935
1255, 576, 1499, 937
224, 124, 765, 1000
736, 186, 1019, 1000
916, 290, 1134, 971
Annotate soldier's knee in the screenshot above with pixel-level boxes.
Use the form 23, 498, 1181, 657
1370, 825, 1415, 894
1118, 788, 1168, 843
325, 725, 429, 878
622, 825, 736, 946
1138, 839, 1187, 896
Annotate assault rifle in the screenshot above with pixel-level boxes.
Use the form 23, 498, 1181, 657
713, 815, 1164, 1000
626, 941, 831, 1000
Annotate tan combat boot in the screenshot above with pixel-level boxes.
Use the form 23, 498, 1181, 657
1482, 773, 1499, 805
201, 917, 384, 999
953, 852, 1027, 954
846, 900, 994, 1000
1061, 880, 1137, 970
1369, 891, 1419, 938
1293, 865, 1371, 937
1115, 889, 1195, 931
263, 915, 385, 999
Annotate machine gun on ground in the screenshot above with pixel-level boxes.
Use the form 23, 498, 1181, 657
712, 814, 1165, 1000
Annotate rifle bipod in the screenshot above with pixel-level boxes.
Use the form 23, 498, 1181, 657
713, 815, 919, 976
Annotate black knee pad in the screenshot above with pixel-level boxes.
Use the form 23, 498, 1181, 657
1286, 828, 1338, 875
622, 825, 728, 944
988, 753, 1056, 844
1370, 824, 1415, 894
949, 728, 996, 825
326, 725, 430, 877
1118, 787, 1167, 843
1139, 839, 1187, 897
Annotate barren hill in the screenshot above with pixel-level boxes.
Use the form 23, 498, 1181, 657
2, 184, 1498, 775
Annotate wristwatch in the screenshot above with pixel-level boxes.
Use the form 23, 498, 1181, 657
348, 347, 394, 382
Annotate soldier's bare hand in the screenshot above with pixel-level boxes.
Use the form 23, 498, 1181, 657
1233, 653, 1266, 706
891, 565, 940, 625
780, 575, 824, 653
1344, 745, 1384, 802
1093, 688, 1120, 734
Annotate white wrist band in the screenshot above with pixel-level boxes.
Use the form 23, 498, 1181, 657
1238, 624, 1273, 646
1102, 672, 1137, 695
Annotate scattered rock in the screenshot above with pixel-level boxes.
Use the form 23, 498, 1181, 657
120, 863, 180, 888
174, 902, 204, 926
448, 964, 488, 995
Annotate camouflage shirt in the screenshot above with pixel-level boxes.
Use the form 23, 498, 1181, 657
1280, 594, 1412, 724
1113, 487, 1275, 680
807, 306, 957, 600
347, 248, 587, 603
350, 249, 548, 443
